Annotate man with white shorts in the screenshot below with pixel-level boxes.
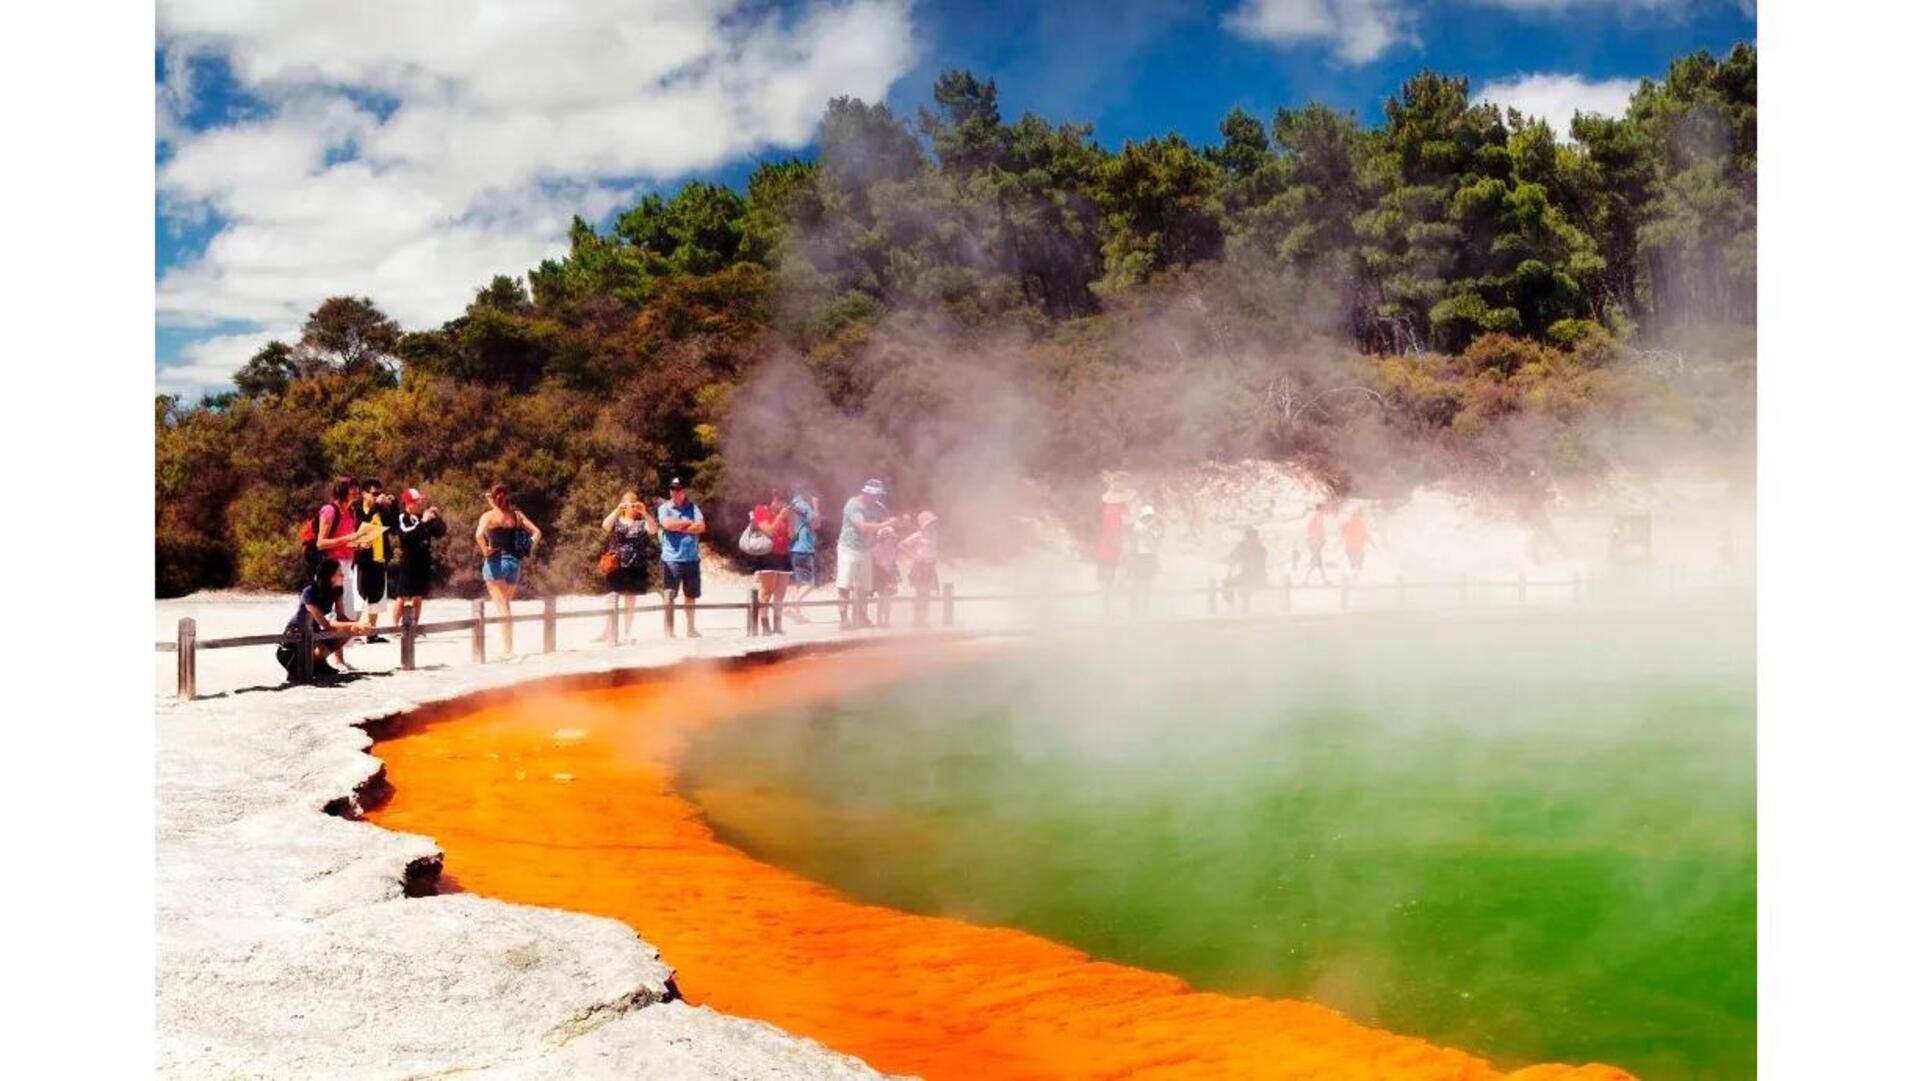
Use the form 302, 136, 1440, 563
836, 479, 888, 628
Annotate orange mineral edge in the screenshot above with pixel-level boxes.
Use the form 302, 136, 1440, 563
368, 640, 1633, 1081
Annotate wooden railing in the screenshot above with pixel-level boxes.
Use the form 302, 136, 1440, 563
159, 575, 1591, 700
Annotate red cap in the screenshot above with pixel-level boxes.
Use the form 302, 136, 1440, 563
403, 488, 424, 504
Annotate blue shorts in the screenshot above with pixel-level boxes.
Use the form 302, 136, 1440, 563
662, 560, 701, 599
483, 552, 521, 585
790, 550, 818, 587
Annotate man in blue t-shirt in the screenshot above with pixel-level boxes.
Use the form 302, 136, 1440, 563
656, 477, 706, 638
786, 490, 821, 621
836, 479, 890, 628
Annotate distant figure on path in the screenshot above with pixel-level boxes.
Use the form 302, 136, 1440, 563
277, 558, 369, 682
1303, 504, 1333, 586
476, 483, 541, 658
599, 490, 659, 643
1222, 527, 1267, 612
748, 487, 795, 635
1095, 480, 1132, 612
657, 477, 706, 638
355, 478, 399, 643
900, 511, 940, 627
870, 501, 902, 627
1127, 505, 1164, 614
389, 488, 444, 634
837, 479, 889, 629
786, 489, 822, 622
1341, 506, 1373, 579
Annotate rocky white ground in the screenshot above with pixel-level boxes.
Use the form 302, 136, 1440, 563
155, 592, 921, 1080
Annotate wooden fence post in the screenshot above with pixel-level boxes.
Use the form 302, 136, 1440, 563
400, 608, 416, 671
470, 599, 486, 663
747, 589, 760, 637
941, 582, 955, 627
176, 617, 197, 699
543, 596, 557, 653
295, 617, 315, 683
605, 594, 619, 646
663, 591, 676, 637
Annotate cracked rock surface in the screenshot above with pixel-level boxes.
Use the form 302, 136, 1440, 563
156, 621, 902, 1079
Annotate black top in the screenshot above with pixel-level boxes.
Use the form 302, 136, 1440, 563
396, 511, 446, 577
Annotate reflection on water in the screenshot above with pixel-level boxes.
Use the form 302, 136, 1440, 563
678, 611, 1754, 1081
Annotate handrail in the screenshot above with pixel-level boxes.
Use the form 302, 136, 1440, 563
159, 574, 1590, 699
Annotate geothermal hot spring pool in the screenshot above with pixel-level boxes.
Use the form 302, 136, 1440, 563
369, 606, 1754, 1081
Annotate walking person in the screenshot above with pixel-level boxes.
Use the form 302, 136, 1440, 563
1303, 504, 1334, 586
1095, 479, 1132, 616
899, 511, 940, 627
1127, 505, 1164, 615
785, 489, 821, 622
599, 491, 659, 643
388, 488, 445, 635
276, 558, 370, 682
355, 478, 400, 643
747, 487, 795, 635
870, 503, 902, 628
836, 479, 888, 629
1340, 505, 1374, 580
1222, 526, 1267, 613
475, 483, 541, 658
657, 477, 706, 638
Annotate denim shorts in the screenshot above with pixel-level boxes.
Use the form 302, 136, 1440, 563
789, 550, 818, 587
483, 552, 521, 585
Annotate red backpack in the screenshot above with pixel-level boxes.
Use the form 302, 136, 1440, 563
297, 505, 327, 569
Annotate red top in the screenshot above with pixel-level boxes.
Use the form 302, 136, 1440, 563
318, 501, 359, 562
1096, 503, 1126, 563
752, 503, 793, 556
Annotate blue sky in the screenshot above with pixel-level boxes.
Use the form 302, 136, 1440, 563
155, 0, 1754, 394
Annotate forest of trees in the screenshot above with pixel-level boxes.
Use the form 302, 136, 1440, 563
156, 44, 1755, 597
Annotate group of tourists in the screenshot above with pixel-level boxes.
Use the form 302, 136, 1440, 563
279, 476, 450, 678
1091, 477, 1377, 614
277, 474, 941, 681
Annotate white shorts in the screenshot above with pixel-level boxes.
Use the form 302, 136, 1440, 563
336, 561, 361, 619
835, 547, 873, 591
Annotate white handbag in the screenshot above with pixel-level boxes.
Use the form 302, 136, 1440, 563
739, 522, 773, 556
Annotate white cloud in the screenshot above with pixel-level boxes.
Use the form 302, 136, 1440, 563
1474, 73, 1639, 140
1222, 0, 1413, 64
155, 0, 919, 391
156, 330, 282, 397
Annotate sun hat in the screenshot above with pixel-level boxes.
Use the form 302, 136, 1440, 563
862, 479, 886, 496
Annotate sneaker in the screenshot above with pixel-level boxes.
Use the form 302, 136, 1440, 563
365, 634, 389, 644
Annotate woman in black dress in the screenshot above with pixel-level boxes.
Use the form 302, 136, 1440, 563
600, 490, 659, 643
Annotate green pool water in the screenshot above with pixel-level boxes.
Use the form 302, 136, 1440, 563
676, 608, 1756, 1080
